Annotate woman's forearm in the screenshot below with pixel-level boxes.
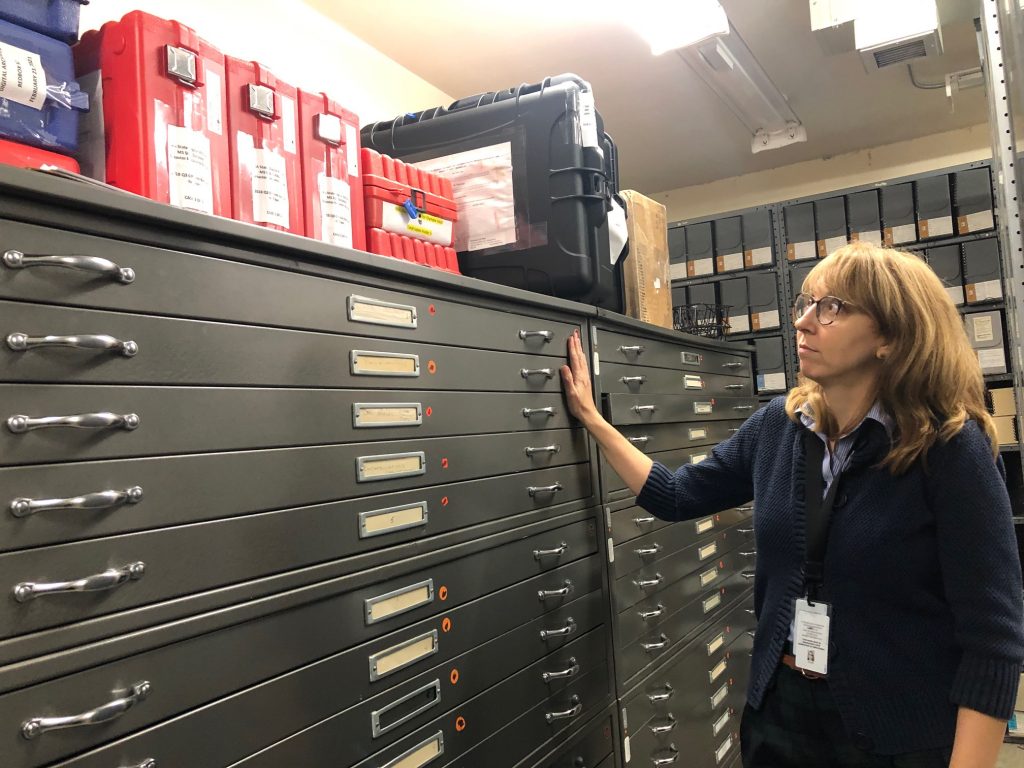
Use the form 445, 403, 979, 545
583, 413, 654, 497
949, 706, 1006, 768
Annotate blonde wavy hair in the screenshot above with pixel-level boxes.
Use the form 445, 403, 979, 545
784, 242, 998, 474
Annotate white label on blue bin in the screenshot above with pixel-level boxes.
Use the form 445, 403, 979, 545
318, 173, 353, 248
0, 42, 46, 110
578, 90, 599, 148
167, 125, 214, 215
252, 148, 290, 227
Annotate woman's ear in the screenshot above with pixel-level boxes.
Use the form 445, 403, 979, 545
876, 342, 892, 361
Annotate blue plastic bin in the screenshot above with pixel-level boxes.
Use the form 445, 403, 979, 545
0, 0, 87, 44
0, 19, 87, 153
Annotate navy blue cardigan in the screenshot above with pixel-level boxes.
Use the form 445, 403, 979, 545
636, 397, 1024, 755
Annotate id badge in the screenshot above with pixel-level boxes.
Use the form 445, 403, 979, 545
793, 597, 831, 675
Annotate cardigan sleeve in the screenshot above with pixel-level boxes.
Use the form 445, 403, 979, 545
926, 421, 1024, 720
636, 396, 770, 522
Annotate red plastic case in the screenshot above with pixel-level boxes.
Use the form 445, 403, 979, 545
0, 137, 79, 172
224, 57, 302, 234
362, 148, 457, 247
297, 90, 365, 251
367, 228, 461, 274
74, 11, 230, 216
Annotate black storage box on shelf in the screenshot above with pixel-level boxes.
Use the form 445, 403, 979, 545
361, 74, 626, 310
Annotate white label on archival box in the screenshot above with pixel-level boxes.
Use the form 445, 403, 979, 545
970, 279, 1004, 301
759, 372, 788, 391
946, 285, 965, 305
925, 216, 954, 237
754, 309, 781, 329
692, 257, 714, 276
252, 148, 290, 227
578, 90, 600, 148
979, 347, 1007, 371
345, 123, 360, 177
824, 236, 847, 255
280, 94, 297, 154
0, 42, 46, 109
669, 261, 688, 281
965, 210, 994, 232
853, 230, 882, 246
791, 241, 816, 260
728, 314, 750, 334
720, 253, 743, 271
747, 246, 772, 266
972, 314, 995, 343
206, 70, 223, 135
318, 173, 353, 248
891, 224, 916, 243
415, 143, 516, 252
167, 124, 214, 215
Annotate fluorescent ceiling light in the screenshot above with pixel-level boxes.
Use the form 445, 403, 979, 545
678, 24, 807, 154
626, 0, 729, 55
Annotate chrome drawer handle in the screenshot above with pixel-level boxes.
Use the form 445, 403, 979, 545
632, 405, 656, 414
638, 603, 666, 621
539, 617, 576, 640
627, 435, 650, 445
633, 516, 656, 527
652, 747, 679, 766
727, 428, 740, 434
525, 444, 560, 456
737, 527, 754, 534
21, 680, 150, 739
739, 550, 757, 558
740, 571, 755, 580
737, 506, 753, 511
745, 608, 756, 615
14, 561, 145, 603
527, 482, 563, 497
620, 375, 647, 384
520, 368, 555, 379
635, 544, 662, 557
650, 715, 676, 735
733, 405, 754, 412
7, 333, 139, 357
533, 542, 568, 560
544, 694, 582, 723
522, 407, 557, 418
4, 250, 136, 284
722, 361, 744, 369
746, 630, 756, 637
7, 412, 140, 434
642, 634, 670, 652
519, 330, 553, 342
542, 657, 580, 682
724, 383, 745, 390
119, 761, 156, 768
10, 486, 143, 518
634, 573, 664, 589
618, 345, 645, 354
647, 683, 674, 703
538, 580, 573, 600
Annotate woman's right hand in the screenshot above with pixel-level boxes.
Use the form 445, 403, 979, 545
561, 329, 601, 429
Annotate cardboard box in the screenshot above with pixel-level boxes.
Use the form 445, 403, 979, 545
881, 183, 917, 246
814, 196, 848, 257
784, 202, 816, 261
990, 387, 1017, 417
993, 415, 1017, 445
620, 190, 673, 329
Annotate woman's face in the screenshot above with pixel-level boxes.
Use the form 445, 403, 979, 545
793, 284, 889, 388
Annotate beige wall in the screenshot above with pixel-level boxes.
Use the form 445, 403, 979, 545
79, 1, 452, 125
651, 123, 992, 223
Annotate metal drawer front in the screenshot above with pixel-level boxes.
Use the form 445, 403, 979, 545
0, 220, 580, 353
600, 362, 753, 397
531, 707, 616, 768
228, 633, 609, 768
603, 394, 759, 426
596, 329, 750, 375
611, 511, 753, 578
613, 420, 747, 456
602, 446, 722, 497
3, 454, 588, 553
1, 303, 573, 392
610, 504, 752, 546
0, 521, 599, 764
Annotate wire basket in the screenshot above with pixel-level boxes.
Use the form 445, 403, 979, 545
673, 304, 731, 339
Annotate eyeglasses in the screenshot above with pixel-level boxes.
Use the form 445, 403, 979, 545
792, 293, 852, 326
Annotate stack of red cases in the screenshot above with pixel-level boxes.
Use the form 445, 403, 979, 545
225, 57, 302, 233
362, 148, 460, 273
297, 90, 365, 251
74, 11, 230, 216
0, 137, 79, 172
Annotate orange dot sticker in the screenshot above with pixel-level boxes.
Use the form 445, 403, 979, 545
425, 406, 433, 417
441, 496, 449, 506
719, 560, 725, 569
427, 360, 437, 374
441, 458, 449, 469
429, 304, 437, 315
455, 716, 466, 732
450, 668, 460, 685
438, 585, 448, 601
441, 617, 452, 633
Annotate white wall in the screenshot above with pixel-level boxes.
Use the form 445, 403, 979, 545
79, 1, 453, 125
650, 123, 992, 222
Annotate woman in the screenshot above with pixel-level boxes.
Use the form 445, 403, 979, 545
561, 242, 1024, 767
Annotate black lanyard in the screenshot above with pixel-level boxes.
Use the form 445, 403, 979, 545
802, 429, 842, 602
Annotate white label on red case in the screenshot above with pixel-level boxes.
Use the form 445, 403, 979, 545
317, 173, 353, 248
0, 42, 46, 110
578, 90, 600, 148
380, 202, 454, 246
252, 148, 290, 227
280, 95, 296, 154
206, 70, 223, 135
345, 124, 359, 177
166, 124, 214, 215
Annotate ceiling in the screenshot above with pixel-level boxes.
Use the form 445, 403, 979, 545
306, 0, 988, 196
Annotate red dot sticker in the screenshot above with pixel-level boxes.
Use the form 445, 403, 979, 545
455, 716, 466, 732
441, 617, 452, 633
429, 304, 437, 315
450, 668, 459, 685
441, 458, 449, 469
425, 406, 433, 417
441, 496, 449, 506
438, 585, 448, 601
427, 360, 437, 374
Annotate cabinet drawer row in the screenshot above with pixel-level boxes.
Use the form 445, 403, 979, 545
0, 220, 580, 354
603, 393, 758, 427
600, 361, 751, 397
595, 328, 750, 377
609, 503, 752, 546
611, 513, 754, 579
